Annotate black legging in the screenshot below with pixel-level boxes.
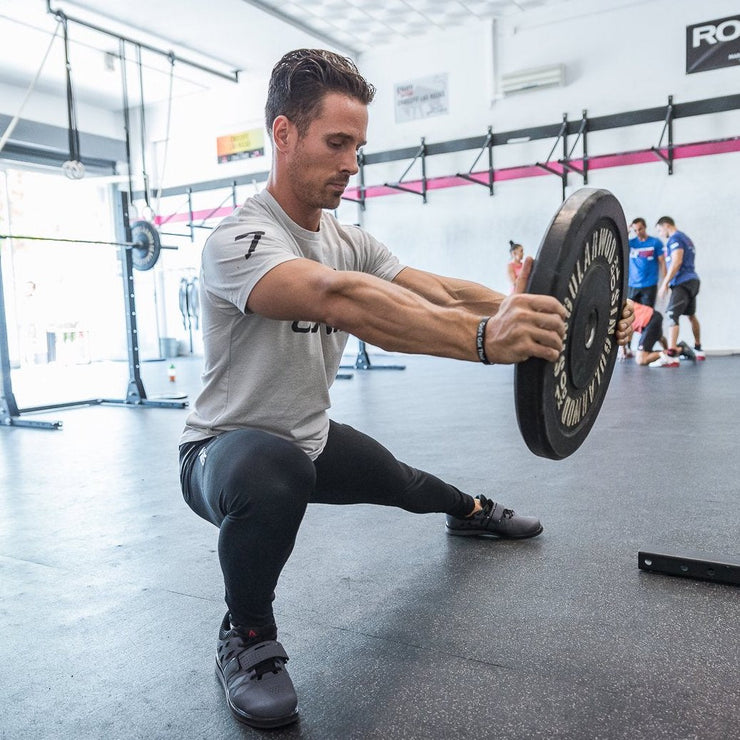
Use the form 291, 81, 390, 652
179, 420, 475, 630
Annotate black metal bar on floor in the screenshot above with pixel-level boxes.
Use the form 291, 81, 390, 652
638, 548, 740, 586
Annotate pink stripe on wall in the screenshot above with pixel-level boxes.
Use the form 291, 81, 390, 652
157, 136, 740, 220
155, 205, 234, 226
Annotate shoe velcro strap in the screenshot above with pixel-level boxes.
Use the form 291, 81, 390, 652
484, 502, 504, 523
238, 640, 289, 671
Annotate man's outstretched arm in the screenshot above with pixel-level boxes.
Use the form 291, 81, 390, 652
247, 256, 566, 365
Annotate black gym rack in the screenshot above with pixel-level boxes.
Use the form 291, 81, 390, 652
145, 92, 740, 371
0, 3, 242, 429
0, 193, 187, 430
145, 93, 740, 222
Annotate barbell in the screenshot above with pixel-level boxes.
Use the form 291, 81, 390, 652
0, 220, 170, 271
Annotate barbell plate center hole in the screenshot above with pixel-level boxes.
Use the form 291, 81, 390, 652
584, 308, 597, 350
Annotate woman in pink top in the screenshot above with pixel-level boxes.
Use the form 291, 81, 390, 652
507, 240, 524, 291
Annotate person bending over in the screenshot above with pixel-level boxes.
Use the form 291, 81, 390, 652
628, 301, 695, 367
178, 48, 635, 730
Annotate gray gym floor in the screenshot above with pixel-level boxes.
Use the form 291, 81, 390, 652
1, 353, 738, 739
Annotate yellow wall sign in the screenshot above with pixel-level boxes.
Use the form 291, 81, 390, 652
217, 128, 265, 163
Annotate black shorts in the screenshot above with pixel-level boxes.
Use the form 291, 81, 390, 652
667, 279, 700, 325
628, 285, 658, 308
638, 310, 663, 351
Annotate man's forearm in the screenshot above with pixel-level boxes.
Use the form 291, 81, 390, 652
325, 270, 564, 366
393, 268, 506, 316
247, 258, 564, 366
325, 271, 483, 361
664, 263, 680, 284
663, 250, 682, 284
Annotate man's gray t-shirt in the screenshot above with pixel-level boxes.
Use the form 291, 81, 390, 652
180, 190, 405, 459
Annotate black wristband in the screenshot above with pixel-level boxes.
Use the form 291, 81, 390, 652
476, 317, 492, 365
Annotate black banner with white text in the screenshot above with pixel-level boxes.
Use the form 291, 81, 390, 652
686, 15, 740, 74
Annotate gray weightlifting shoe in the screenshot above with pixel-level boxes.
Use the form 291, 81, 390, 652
677, 341, 696, 361
445, 495, 543, 538
216, 613, 299, 729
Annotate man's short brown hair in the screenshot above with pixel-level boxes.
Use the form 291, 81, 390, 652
265, 49, 375, 139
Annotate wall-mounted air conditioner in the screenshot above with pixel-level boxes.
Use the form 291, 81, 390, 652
500, 64, 565, 95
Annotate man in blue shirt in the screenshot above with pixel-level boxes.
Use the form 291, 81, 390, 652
652, 216, 705, 364
622, 217, 665, 359
628, 217, 665, 306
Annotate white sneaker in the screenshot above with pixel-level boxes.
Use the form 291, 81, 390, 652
649, 353, 680, 368
694, 348, 706, 361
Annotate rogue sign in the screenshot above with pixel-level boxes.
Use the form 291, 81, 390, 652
686, 15, 740, 74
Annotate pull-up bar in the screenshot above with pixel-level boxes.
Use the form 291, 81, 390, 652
46, 0, 240, 83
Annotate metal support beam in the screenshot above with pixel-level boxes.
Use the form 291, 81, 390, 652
188, 182, 239, 232
117, 191, 146, 404
139, 92, 740, 207
342, 151, 367, 210
106, 192, 186, 409
0, 239, 63, 428
46, 0, 240, 83
0, 191, 186, 431
240, 0, 358, 55
558, 110, 589, 185
535, 115, 569, 200
456, 127, 494, 195
187, 188, 195, 242
650, 95, 675, 174
384, 138, 428, 203
340, 340, 406, 371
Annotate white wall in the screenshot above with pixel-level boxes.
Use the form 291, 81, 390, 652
0, 81, 122, 139
345, 0, 740, 352
146, 81, 272, 191
141, 0, 740, 351
4, 0, 738, 352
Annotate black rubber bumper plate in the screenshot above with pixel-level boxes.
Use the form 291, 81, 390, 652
131, 219, 161, 271
515, 188, 628, 460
